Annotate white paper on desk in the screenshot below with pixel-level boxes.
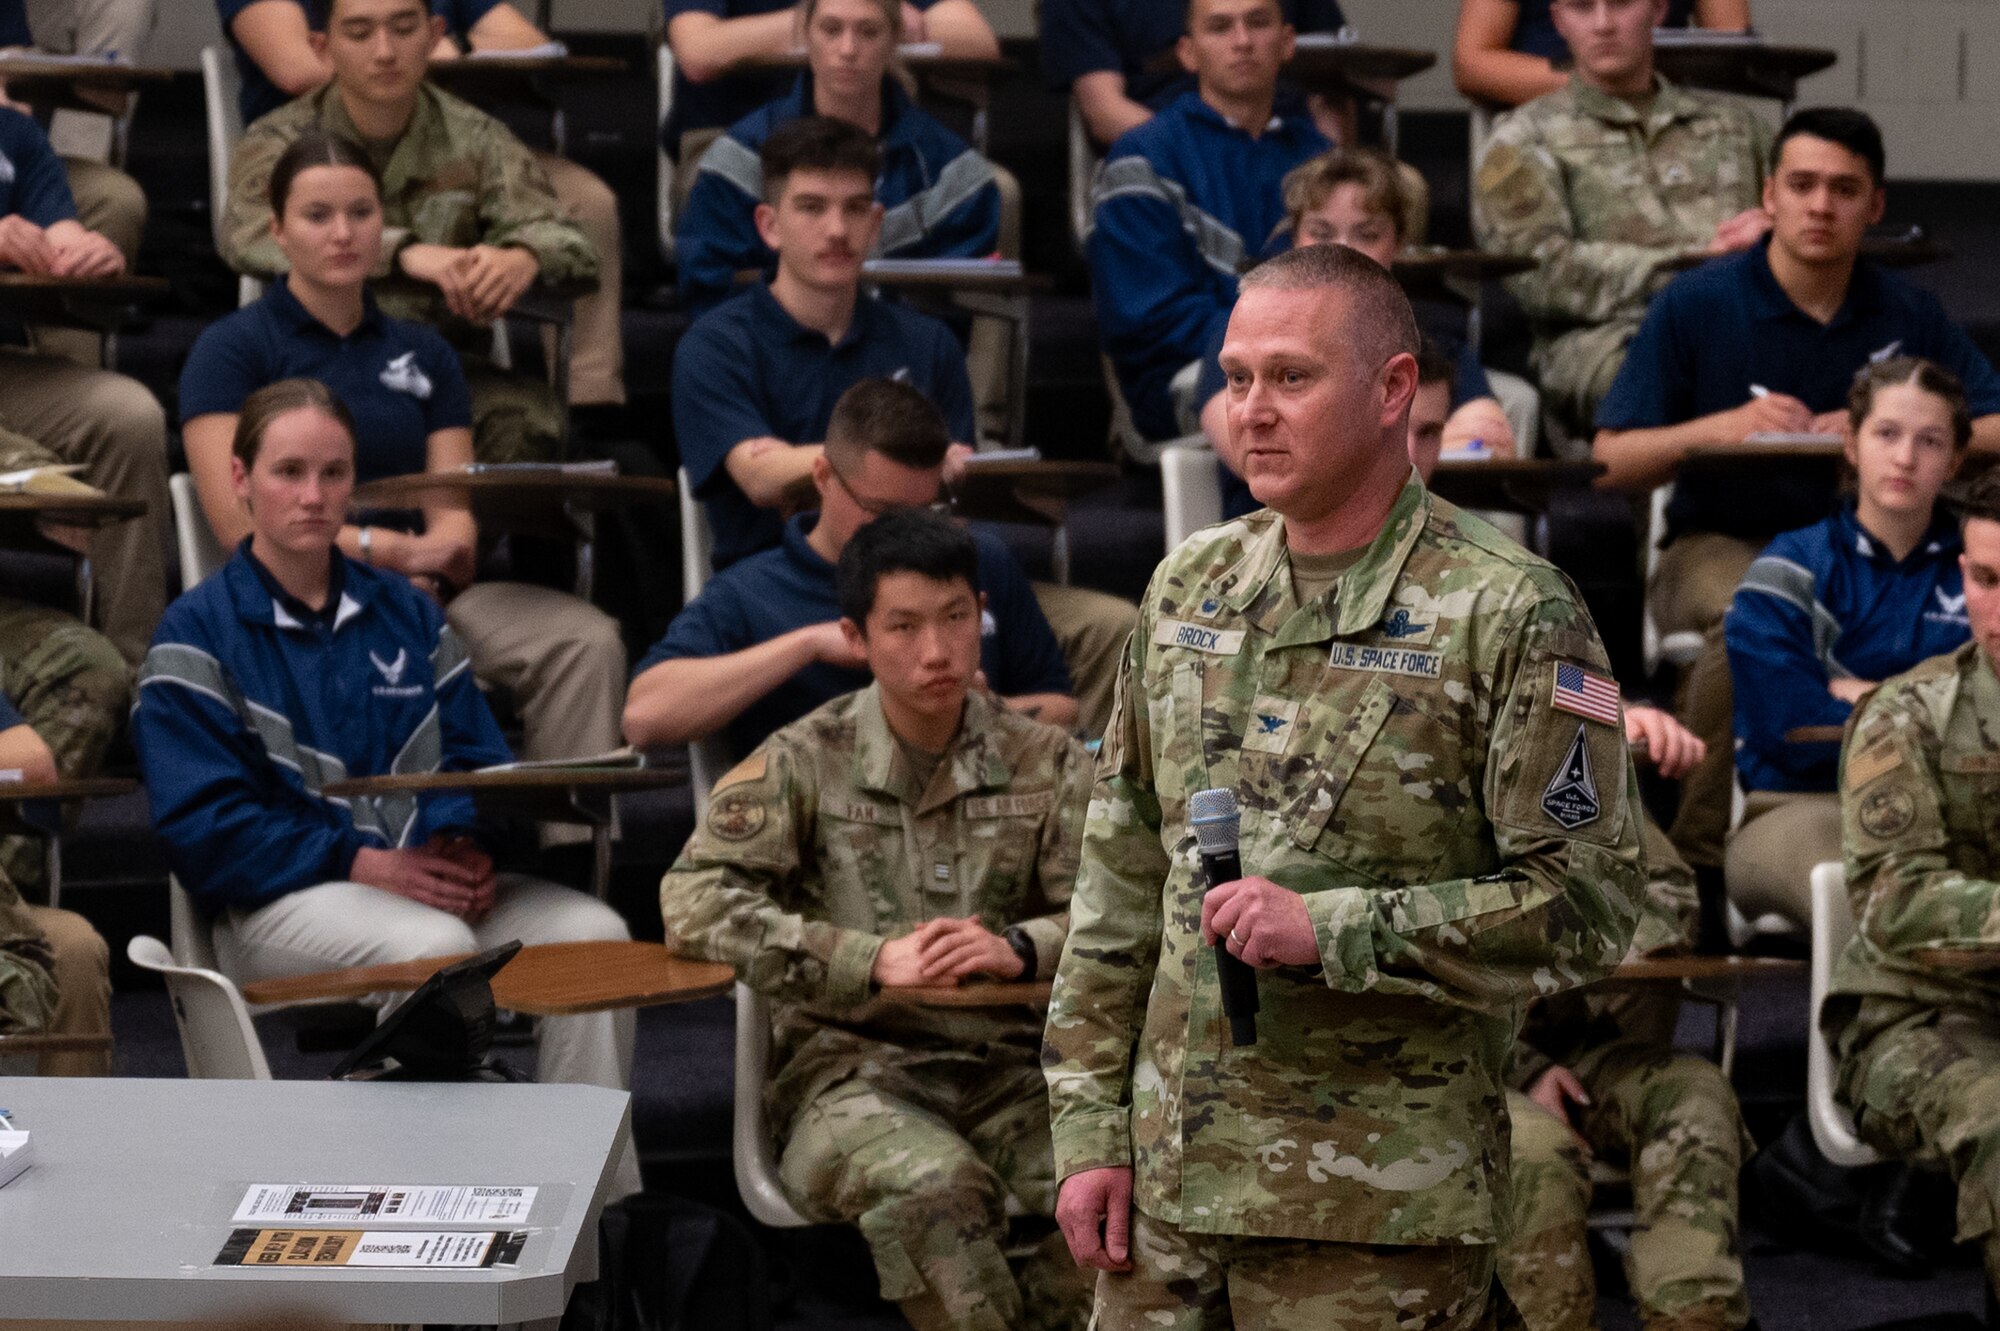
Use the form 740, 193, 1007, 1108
1291, 29, 1360, 48
897, 41, 943, 56
1744, 432, 1845, 445
1650, 27, 1759, 46
461, 459, 618, 475
481, 746, 644, 773
463, 41, 567, 59
0, 1126, 32, 1189
962, 448, 1041, 467
233, 1182, 539, 1224
862, 257, 1023, 280
0, 51, 133, 65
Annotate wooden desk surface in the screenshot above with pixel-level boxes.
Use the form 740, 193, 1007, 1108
431, 53, 625, 79
1428, 457, 1604, 514
745, 47, 1015, 77
324, 766, 682, 797
1606, 954, 1803, 983
951, 459, 1121, 527
0, 777, 135, 801
1913, 947, 2000, 972
351, 471, 678, 528
0, 57, 173, 113
240, 940, 735, 1015
1651, 40, 1838, 101
1682, 440, 1846, 465
862, 259, 1041, 292
877, 980, 1054, 1007
1785, 725, 1846, 746
1284, 41, 1438, 84
1394, 249, 1537, 284
0, 492, 145, 534
0, 272, 170, 332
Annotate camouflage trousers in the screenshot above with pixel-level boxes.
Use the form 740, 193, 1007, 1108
1532, 319, 1642, 449
463, 353, 565, 466
1499, 1043, 1749, 1330
0, 873, 55, 1038
778, 1055, 1092, 1331
1092, 1208, 1504, 1331
0, 598, 128, 895
1840, 997, 2000, 1296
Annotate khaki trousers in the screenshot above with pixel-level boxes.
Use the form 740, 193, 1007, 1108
1028, 582, 1137, 740
445, 580, 625, 763
0, 349, 168, 664
534, 151, 624, 407
1650, 532, 1761, 870
24, 904, 111, 1076
1724, 790, 1841, 930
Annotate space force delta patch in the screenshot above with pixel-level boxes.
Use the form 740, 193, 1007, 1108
1153, 618, 1246, 655
1541, 723, 1601, 829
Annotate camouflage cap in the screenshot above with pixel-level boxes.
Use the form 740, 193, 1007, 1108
1941, 464, 2000, 525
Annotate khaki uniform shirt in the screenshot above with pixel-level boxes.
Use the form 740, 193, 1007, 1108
1474, 76, 1769, 346
221, 82, 598, 340
661, 685, 1090, 1128
1043, 477, 1645, 1246
1828, 641, 2000, 1029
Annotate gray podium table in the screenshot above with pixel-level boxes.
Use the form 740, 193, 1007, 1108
0, 1076, 628, 1328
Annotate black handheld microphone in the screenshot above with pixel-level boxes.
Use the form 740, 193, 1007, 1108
1190, 787, 1259, 1047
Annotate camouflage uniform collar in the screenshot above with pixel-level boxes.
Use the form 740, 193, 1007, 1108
1219, 473, 1431, 639
1567, 72, 1698, 132
317, 81, 449, 197
852, 682, 1011, 812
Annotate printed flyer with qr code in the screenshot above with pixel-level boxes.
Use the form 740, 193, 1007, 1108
213, 1228, 528, 1269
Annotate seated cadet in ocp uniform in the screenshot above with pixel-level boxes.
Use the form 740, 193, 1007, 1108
672, 116, 1136, 735
132, 378, 640, 1194
0, 643, 121, 1076
674, 0, 1000, 314
659, 508, 1093, 1331
625, 377, 1075, 760
1824, 465, 2000, 1311
1472, 0, 1769, 441
216, 0, 629, 427
1450, 0, 1748, 108
221, 0, 602, 466
1723, 358, 1972, 932
182, 132, 626, 779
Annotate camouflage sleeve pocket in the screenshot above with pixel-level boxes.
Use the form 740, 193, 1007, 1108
1492, 658, 1631, 849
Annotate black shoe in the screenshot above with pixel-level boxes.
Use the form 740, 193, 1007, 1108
1858, 1164, 1947, 1276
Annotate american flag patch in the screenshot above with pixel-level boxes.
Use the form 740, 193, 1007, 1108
1551, 663, 1621, 726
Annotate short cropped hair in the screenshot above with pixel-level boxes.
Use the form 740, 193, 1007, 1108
825, 379, 951, 472
1238, 242, 1420, 368
1414, 337, 1455, 389
234, 378, 356, 469
1850, 356, 1972, 452
760, 117, 881, 205
1774, 107, 1886, 185
1281, 148, 1410, 243
1185, 0, 1283, 33
269, 130, 377, 217
311, 0, 427, 30
836, 508, 981, 626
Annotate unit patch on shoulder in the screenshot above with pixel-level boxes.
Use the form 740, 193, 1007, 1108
1858, 785, 1916, 841
1540, 723, 1601, 830
707, 790, 768, 842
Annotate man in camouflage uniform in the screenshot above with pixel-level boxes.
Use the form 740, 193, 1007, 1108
659, 509, 1094, 1331
0, 650, 119, 1076
219, 0, 598, 463
1044, 243, 1644, 1329
1500, 728, 1752, 1331
1824, 469, 2000, 1304
1472, 0, 1769, 441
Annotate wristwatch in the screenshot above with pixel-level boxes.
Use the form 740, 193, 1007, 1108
1002, 925, 1037, 981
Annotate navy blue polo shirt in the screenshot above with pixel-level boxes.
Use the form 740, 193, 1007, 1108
634, 511, 1070, 757
659, 0, 948, 150
179, 277, 474, 487
1041, 0, 1346, 105
1600, 238, 2000, 542
0, 107, 74, 226
218, 0, 503, 125
672, 281, 976, 570
0, 690, 24, 733
1509, 0, 1695, 59
0, 1, 27, 48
